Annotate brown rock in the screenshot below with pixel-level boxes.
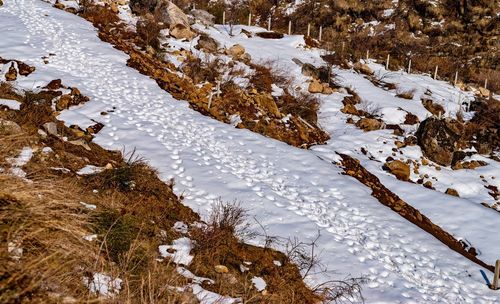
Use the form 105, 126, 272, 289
254, 93, 280, 117
5, 63, 17, 81
341, 104, 359, 115
195, 34, 219, 53
0, 118, 22, 135
308, 79, 323, 94
16, 61, 35, 76
353, 62, 373, 75
423, 181, 433, 189
214, 265, 228, 274
56, 94, 72, 111
322, 83, 334, 95
45, 79, 62, 90
478, 87, 490, 97
170, 25, 196, 40
404, 112, 419, 125
225, 44, 245, 59
384, 160, 410, 181
356, 118, 383, 131
445, 188, 460, 197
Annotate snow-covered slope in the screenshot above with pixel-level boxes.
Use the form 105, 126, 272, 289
1, 1, 499, 303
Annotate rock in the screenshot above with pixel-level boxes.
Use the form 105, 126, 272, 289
383, 160, 410, 181
404, 136, 417, 146
0, 0, 3, 6
214, 265, 228, 274
445, 188, 460, 197
68, 139, 91, 151
54, 1, 65, 9
322, 83, 334, 95
156, 1, 195, 40
5, 63, 17, 81
170, 25, 196, 40
0, 119, 22, 135
395, 140, 405, 148
16, 61, 35, 76
353, 62, 373, 75
404, 112, 419, 125
422, 99, 445, 116
56, 94, 72, 111
225, 44, 245, 59
195, 35, 219, 53
356, 118, 383, 131
110, 2, 119, 14
423, 181, 434, 189
341, 104, 359, 115
254, 93, 280, 117
479, 87, 490, 97
256, 31, 284, 39
155, 0, 189, 29
43, 122, 58, 136
415, 117, 465, 166
301, 63, 330, 83
45, 79, 63, 90
189, 9, 215, 26
308, 79, 323, 94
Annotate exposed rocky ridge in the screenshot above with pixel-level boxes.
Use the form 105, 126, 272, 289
338, 153, 494, 272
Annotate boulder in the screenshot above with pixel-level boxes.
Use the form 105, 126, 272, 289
404, 112, 419, 125
45, 79, 63, 90
0, 119, 22, 135
225, 44, 245, 59
383, 160, 410, 181
0, 0, 3, 6
43, 122, 58, 136
155, 1, 195, 40
356, 118, 383, 131
301, 63, 330, 83
256, 31, 284, 39
5, 63, 17, 81
353, 62, 373, 75
445, 188, 460, 197
56, 94, 73, 111
341, 104, 359, 115
195, 35, 219, 53
308, 79, 323, 94
415, 117, 465, 166
189, 9, 215, 26
253, 93, 280, 117
479, 87, 490, 97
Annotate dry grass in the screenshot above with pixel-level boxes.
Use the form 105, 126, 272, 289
396, 88, 416, 100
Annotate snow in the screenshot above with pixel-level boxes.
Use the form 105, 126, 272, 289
7, 147, 33, 178
80, 201, 97, 210
0, 98, 21, 110
76, 165, 104, 175
173, 221, 189, 234
190, 284, 241, 304
251, 276, 267, 291
1, 1, 499, 303
83, 273, 122, 298
159, 237, 194, 266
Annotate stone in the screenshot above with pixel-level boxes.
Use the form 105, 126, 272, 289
353, 62, 373, 75
214, 265, 228, 274
0, 119, 22, 135
5, 63, 17, 81
479, 87, 490, 97
170, 25, 196, 40
43, 122, 58, 136
415, 117, 465, 166
341, 104, 359, 115
423, 181, 433, 189
254, 93, 280, 117
404, 112, 419, 125
384, 160, 410, 181
356, 118, 383, 131
445, 188, 460, 197
54, 1, 65, 9
68, 139, 91, 151
195, 35, 219, 53
301, 63, 330, 83
45, 79, 62, 90
395, 140, 405, 148
0, 0, 3, 6
189, 9, 215, 26
225, 44, 245, 59
322, 83, 334, 95
16, 61, 35, 76
308, 79, 323, 94
56, 94, 73, 111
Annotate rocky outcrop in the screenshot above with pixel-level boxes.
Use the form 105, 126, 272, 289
415, 117, 465, 166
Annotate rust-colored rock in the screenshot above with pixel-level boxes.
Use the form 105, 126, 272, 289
383, 160, 410, 181
356, 118, 383, 131
5, 63, 17, 81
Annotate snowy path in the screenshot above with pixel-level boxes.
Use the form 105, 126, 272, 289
1, 1, 499, 302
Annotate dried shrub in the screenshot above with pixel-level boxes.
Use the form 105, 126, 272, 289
136, 13, 163, 49
396, 88, 416, 99
277, 92, 320, 125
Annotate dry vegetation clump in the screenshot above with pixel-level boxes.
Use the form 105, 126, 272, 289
396, 88, 416, 100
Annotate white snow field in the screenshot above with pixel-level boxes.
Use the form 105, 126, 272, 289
1, 1, 499, 303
